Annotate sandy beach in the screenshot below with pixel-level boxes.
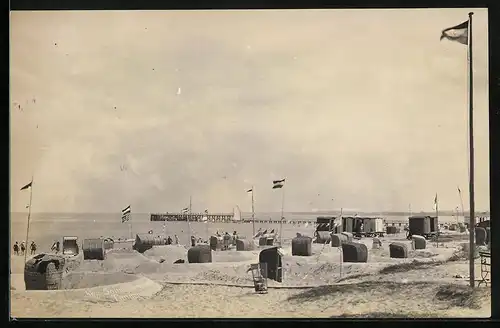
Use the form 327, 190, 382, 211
10, 221, 491, 318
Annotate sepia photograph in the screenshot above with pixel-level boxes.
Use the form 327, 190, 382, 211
10, 8, 490, 318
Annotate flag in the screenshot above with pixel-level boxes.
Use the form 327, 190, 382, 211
247, 188, 253, 193
433, 194, 438, 210
121, 205, 131, 223
440, 20, 468, 45
458, 186, 462, 194
181, 207, 189, 214
204, 209, 209, 214
20, 181, 32, 191
272, 178, 285, 189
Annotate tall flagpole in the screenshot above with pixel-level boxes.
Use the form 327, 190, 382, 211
251, 186, 255, 236
24, 176, 34, 264
467, 12, 475, 288
435, 194, 439, 248
458, 186, 466, 223
280, 187, 285, 245
188, 196, 192, 246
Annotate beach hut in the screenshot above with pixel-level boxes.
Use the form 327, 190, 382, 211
340, 232, 353, 243
331, 233, 348, 247
24, 254, 65, 290
408, 216, 431, 238
386, 226, 397, 234
411, 235, 427, 250
475, 227, 487, 245
389, 242, 408, 258
236, 239, 255, 251
291, 236, 312, 256
342, 217, 355, 232
314, 231, 331, 244
135, 233, 165, 247
210, 236, 223, 251
62, 236, 79, 256
364, 218, 385, 236
187, 245, 212, 263
259, 247, 284, 282
341, 242, 368, 263
82, 238, 106, 260
258, 236, 268, 246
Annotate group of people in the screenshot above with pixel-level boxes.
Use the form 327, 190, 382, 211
13, 241, 37, 255
165, 234, 179, 245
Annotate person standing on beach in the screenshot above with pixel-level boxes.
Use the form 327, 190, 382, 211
30, 241, 37, 255
20, 242, 26, 256
174, 235, 179, 245
13, 242, 19, 256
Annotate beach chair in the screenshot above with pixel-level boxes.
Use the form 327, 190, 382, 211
247, 263, 268, 294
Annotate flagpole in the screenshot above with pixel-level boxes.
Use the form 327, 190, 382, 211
188, 196, 192, 246
458, 187, 466, 224
205, 210, 209, 242
251, 186, 255, 236
435, 194, 439, 248
467, 11, 475, 288
24, 176, 34, 264
280, 187, 285, 245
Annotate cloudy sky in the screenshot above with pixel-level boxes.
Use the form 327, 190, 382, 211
10, 9, 489, 213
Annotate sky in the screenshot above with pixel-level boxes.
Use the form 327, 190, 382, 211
10, 9, 489, 214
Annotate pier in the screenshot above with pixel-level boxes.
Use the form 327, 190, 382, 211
150, 213, 235, 222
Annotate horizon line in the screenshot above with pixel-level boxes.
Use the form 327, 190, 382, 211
10, 210, 490, 215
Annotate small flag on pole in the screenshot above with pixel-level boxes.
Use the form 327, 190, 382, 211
440, 20, 469, 45
204, 209, 209, 214
181, 207, 189, 214
247, 188, 253, 193
121, 205, 131, 223
433, 194, 438, 210
272, 179, 285, 189
20, 181, 32, 191
458, 186, 462, 194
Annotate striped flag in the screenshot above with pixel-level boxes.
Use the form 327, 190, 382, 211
181, 207, 189, 214
440, 20, 469, 45
272, 178, 285, 189
20, 181, 32, 191
121, 205, 131, 223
